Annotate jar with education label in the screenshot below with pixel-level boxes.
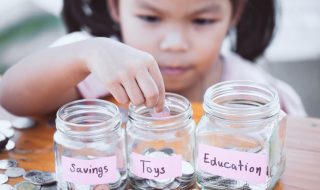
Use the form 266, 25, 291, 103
196, 81, 287, 190
126, 93, 196, 189
54, 99, 127, 190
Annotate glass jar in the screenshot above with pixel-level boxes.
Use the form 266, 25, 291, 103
126, 93, 196, 189
196, 81, 287, 190
54, 99, 127, 190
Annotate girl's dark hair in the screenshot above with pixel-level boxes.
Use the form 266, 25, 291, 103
62, 0, 276, 61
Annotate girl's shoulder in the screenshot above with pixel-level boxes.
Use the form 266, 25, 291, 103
221, 52, 307, 116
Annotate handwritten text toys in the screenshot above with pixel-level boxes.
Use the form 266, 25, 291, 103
126, 93, 196, 189
54, 99, 127, 190
196, 81, 287, 190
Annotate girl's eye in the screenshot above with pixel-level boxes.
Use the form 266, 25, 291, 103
138, 15, 161, 23
192, 18, 216, 25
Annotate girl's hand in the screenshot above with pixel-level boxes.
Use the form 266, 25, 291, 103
84, 37, 165, 111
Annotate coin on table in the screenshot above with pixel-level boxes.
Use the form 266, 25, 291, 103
0, 184, 13, 190
0, 128, 15, 139
0, 120, 12, 130
0, 132, 9, 149
5, 140, 15, 151
11, 117, 36, 129
0, 173, 9, 184
23, 170, 56, 185
13, 181, 41, 190
5, 167, 26, 178
0, 159, 18, 169
39, 183, 57, 190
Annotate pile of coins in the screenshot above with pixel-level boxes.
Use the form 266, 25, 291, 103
129, 148, 195, 190
196, 171, 254, 190
0, 118, 36, 151
0, 159, 56, 190
60, 169, 127, 190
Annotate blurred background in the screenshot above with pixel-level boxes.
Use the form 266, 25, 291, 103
0, 0, 319, 117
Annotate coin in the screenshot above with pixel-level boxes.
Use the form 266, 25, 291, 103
0, 174, 8, 184
159, 147, 174, 155
0, 128, 15, 139
13, 181, 41, 190
39, 183, 57, 190
0, 159, 18, 169
92, 184, 110, 190
0, 120, 12, 129
23, 170, 56, 185
0, 132, 8, 149
142, 147, 156, 155
5, 140, 15, 151
147, 151, 169, 158
181, 160, 194, 176
149, 106, 170, 118
0, 184, 13, 190
5, 167, 26, 178
11, 117, 35, 129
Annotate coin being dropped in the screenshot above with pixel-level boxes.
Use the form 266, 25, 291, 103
0, 159, 17, 169
5, 167, 26, 177
0, 184, 13, 190
23, 170, 56, 185
14, 181, 41, 190
0, 174, 9, 184
0, 120, 12, 129
5, 140, 15, 151
149, 106, 170, 118
0, 133, 8, 149
12, 117, 35, 129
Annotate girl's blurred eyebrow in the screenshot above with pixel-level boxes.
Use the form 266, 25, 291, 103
191, 4, 222, 15
136, 0, 163, 14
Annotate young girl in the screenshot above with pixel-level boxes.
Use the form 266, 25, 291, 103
0, 0, 306, 116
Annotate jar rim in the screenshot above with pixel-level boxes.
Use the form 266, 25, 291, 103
56, 99, 121, 136
128, 92, 192, 130
203, 80, 280, 122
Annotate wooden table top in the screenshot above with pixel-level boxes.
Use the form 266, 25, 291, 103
0, 103, 319, 190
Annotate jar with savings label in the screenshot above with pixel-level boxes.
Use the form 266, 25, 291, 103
126, 93, 196, 190
54, 99, 127, 190
196, 81, 287, 190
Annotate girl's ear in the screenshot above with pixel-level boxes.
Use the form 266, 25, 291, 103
107, 0, 120, 23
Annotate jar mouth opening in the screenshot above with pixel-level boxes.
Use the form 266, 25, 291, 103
129, 93, 192, 130
204, 81, 280, 121
56, 99, 121, 136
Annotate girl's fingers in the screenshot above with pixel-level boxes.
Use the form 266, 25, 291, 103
136, 69, 159, 108
107, 82, 129, 104
121, 75, 145, 106
148, 63, 165, 112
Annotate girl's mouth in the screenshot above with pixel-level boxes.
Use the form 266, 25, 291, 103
159, 66, 191, 75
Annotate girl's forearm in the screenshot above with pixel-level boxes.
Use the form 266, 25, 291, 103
0, 43, 90, 115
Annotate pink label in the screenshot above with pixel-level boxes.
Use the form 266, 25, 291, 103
62, 156, 117, 185
131, 152, 182, 180
197, 144, 268, 184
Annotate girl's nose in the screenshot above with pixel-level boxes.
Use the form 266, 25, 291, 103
160, 31, 189, 52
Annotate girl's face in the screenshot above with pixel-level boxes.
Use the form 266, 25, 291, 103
113, 0, 233, 92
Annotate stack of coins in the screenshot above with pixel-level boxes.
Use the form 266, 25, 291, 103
62, 168, 127, 190
0, 118, 36, 151
129, 147, 195, 189
0, 159, 57, 190
197, 171, 239, 189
